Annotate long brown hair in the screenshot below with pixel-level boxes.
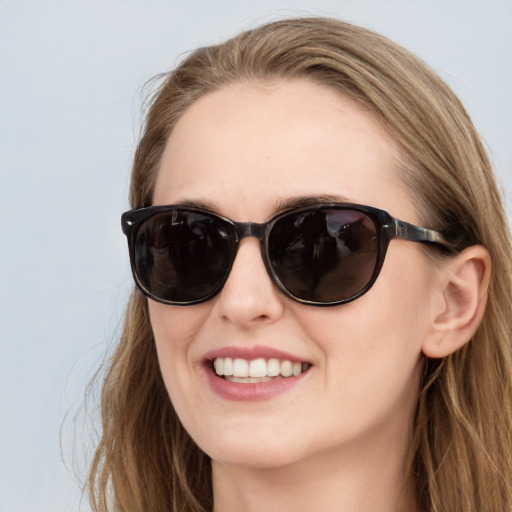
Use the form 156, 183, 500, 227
88, 17, 512, 512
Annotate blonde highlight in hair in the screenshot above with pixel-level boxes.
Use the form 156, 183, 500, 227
88, 17, 512, 511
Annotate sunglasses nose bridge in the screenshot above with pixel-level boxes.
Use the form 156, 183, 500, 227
232, 220, 270, 272
234, 221, 266, 243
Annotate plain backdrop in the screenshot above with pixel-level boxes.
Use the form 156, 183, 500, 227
1, 1, 511, 511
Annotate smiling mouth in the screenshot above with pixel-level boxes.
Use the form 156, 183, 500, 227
211, 357, 312, 383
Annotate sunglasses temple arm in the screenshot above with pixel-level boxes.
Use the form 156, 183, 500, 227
392, 219, 454, 251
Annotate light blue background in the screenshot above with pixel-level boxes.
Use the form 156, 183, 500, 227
1, 1, 511, 511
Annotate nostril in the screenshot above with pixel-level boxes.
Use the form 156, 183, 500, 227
253, 314, 272, 322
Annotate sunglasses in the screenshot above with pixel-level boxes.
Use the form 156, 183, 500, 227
121, 202, 452, 307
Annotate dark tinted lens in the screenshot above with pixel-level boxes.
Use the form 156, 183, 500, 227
134, 210, 233, 303
268, 209, 378, 302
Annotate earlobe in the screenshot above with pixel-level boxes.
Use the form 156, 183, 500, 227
422, 245, 491, 359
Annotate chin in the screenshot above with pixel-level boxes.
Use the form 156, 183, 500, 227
210, 444, 303, 470
193, 423, 308, 470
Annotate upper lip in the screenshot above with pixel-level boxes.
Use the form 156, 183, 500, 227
203, 344, 310, 363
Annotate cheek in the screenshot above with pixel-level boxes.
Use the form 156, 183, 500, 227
148, 301, 208, 408
302, 250, 431, 345
296, 247, 434, 411
149, 301, 205, 347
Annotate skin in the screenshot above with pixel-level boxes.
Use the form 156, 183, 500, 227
149, 79, 444, 512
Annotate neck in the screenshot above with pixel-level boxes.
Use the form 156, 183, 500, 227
211, 429, 417, 512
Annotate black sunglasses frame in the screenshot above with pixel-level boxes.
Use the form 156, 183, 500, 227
121, 202, 453, 307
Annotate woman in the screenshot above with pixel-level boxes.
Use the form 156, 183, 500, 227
88, 17, 512, 512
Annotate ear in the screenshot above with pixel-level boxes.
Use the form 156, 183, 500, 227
422, 245, 491, 358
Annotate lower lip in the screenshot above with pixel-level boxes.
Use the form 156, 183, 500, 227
203, 365, 309, 402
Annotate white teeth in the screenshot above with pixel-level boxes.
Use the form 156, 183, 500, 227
280, 360, 293, 377
213, 356, 309, 380
232, 358, 249, 377
249, 358, 267, 378
227, 376, 272, 383
213, 358, 223, 375
267, 358, 280, 377
223, 357, 233, 376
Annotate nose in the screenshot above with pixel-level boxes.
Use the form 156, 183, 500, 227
213, 237, 285, 327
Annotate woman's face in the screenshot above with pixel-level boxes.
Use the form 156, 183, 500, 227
150, 79, 438, 471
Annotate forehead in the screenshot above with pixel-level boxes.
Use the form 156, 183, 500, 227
154, 79, 417, 223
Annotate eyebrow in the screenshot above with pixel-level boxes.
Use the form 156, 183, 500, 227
273, 194, 352, 215
174, 194, 353, 219
173, 198, 221, 214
